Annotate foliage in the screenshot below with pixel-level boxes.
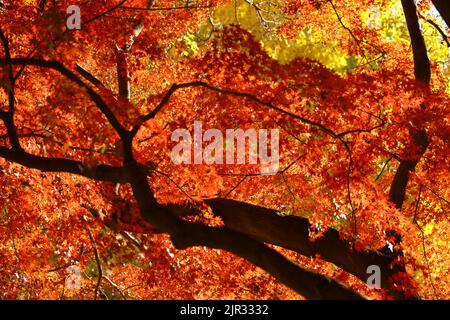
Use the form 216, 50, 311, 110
0, 0, 449, 299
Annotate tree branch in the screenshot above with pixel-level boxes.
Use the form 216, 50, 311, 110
401, 0, 431, 84
83, 0, 128, 25
389, 1, 431, 209
134, 81, 360, 236
418, 12, 450, 48
85, 225, 103, 300
0, 28, 22, 150
136, 81, 339, 138
432, 0, 450, 28
172, 219, 366, 300
0, 146, 127, 183
119, 5, 213, 11
0, 58, 129, 139
114, 21, 144, 100
203, 198, 413, 299
124, 160, 366, 299
75, 64, 103, 87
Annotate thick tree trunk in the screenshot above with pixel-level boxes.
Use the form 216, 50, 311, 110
389, 1, 430, 209
124, 160, 366, 299
390, 2, 430, 209
204, 198, 410, 299
401, 0, 431, 84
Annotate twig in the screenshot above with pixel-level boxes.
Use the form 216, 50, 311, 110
102, 275, 127, 300
375, 157, 392, 181
412, 185, 439, 298
83, 0, 128, 25
418, 12, 450, 47
84, 226, 103, 300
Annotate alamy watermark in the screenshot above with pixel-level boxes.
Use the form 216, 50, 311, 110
66, 5, 81, 30
171, 121, 280, 175
65, 265, 81, 290
366, 265, 381, 290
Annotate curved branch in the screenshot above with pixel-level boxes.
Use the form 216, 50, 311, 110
432, 0, 450, 28
0, 58, 129, 139
203, 198, 412, 299
135, 81, 338, 138
172, 219, 366, 300
124, 160, 366, 300
0, 147, 127, 183
135, 81, 358, 234
418, 12, 450, 48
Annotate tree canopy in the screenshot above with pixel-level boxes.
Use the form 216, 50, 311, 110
0, 0, 449, 300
